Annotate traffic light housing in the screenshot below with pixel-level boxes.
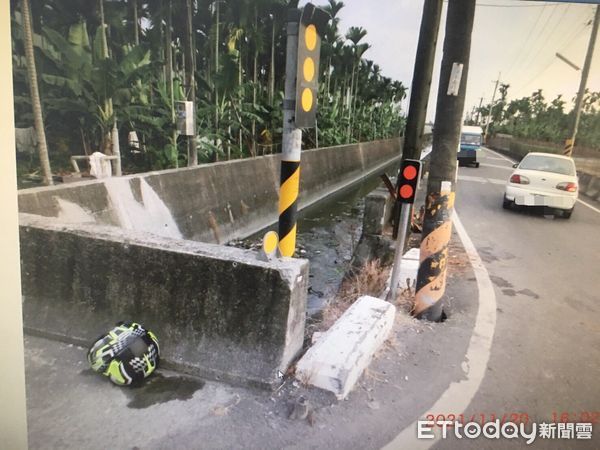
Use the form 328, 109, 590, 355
295, 3, 330, 128
397, 159, 421, 204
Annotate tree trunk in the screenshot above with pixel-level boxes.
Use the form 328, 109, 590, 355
214, 1, 220, 145
98, 0, 108, 58
166, 0, 177, 168
98, 0, 113, 154
346, 62, 356, 142
132, 0, 139, 46
251, 10, 258, 157
269, 19, 275, 105
21, 0, 53, 185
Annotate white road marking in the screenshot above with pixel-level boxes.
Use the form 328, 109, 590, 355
482, 147, 600, 216
480, 163, 513, 171
482, 147, 514, 164
458, 175, 486, 183
458, 175, 506, 185
577, 198, 600, 214
382, 211, 497, 450
484, 156, 505, 161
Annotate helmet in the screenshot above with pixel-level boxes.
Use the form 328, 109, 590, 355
88, 322, 160, 386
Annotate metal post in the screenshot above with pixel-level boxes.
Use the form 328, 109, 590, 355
565, 5, 599, 157
185, 0, 197, 166
389, 204, 412, 300
414, 0, 476, 322
278, 9, 302, 257
401, 0, 443, 161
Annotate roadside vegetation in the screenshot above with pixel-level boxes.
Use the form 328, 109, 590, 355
12, 0, 407, 186
468, 84, 600, 150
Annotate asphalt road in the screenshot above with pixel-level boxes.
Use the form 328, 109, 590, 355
435, 147, 600, 449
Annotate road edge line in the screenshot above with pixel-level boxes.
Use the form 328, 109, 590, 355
381, 210, 497, 450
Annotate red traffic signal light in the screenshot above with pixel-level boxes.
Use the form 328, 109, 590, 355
397, 159, 421, 204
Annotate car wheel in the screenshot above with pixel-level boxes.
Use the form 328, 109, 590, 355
560, 208, 573, 219
502, 195, 512, 210
474, 162, 480, 168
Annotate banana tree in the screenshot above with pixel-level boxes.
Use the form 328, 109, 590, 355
40, 21, 153, 156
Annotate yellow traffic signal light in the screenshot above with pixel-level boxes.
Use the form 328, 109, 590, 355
295, 4, 329, 128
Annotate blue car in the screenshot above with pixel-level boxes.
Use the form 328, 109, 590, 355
458, 125, 483, 168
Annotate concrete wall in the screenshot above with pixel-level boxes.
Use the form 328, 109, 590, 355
19, 214, 308, 389
18, 138, 401, 244
18, 139, 400, 388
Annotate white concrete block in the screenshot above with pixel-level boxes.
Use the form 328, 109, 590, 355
403, 247, 420, 261
398, 258, 419, 289
296, 296, 396, 399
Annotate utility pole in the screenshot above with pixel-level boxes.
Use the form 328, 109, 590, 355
475, 96, 483, 124
401, 0, 443, 161
185, 0, 197, 166
564, 5, 599, 157
484, 73, 500, 143
390, 0, 442, 297
413, 0, 477, 322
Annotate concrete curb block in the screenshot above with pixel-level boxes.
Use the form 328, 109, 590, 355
382, 247, 420, 299
584, 176, 600, 199
295, 296, 395, 399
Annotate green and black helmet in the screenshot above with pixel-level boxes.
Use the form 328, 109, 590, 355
88, 322, 160, 386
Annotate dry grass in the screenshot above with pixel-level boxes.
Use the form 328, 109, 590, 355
394, 278, 416, 314
320, 259, 390, 330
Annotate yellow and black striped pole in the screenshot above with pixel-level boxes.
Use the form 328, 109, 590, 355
278, 9, 302, 257
563, 138, 574, 157
414, 188, 455, 320
278, 158, 301, 256
278, 5, 328, 257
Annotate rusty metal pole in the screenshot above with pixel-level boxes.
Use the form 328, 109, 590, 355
414, 0, 476, 321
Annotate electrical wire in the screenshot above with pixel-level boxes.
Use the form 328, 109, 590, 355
512, 15, 592, 97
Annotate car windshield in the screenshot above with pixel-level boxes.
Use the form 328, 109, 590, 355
519, 155, 575, 176
461, 133, 481, 145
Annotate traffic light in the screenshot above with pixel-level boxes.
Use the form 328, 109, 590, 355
295, 3, 330, 128
397, 159, 422, 204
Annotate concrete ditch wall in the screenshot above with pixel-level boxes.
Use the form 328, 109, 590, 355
18, 139, 401, 388
20, 214, 308, 389
18, 138, 401, 244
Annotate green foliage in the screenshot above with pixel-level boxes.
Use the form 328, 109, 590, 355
12, 0, 407, 179
471, 84, 600, 149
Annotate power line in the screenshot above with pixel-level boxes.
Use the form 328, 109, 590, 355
512, 18, 591, 97
517, 4, 560, 75
503, 4, 548, 79
444, 0, 569, 7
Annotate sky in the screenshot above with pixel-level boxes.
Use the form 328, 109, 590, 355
306, 0, 600, 123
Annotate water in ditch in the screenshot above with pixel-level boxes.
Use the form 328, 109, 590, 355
234, 170, 391, 316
